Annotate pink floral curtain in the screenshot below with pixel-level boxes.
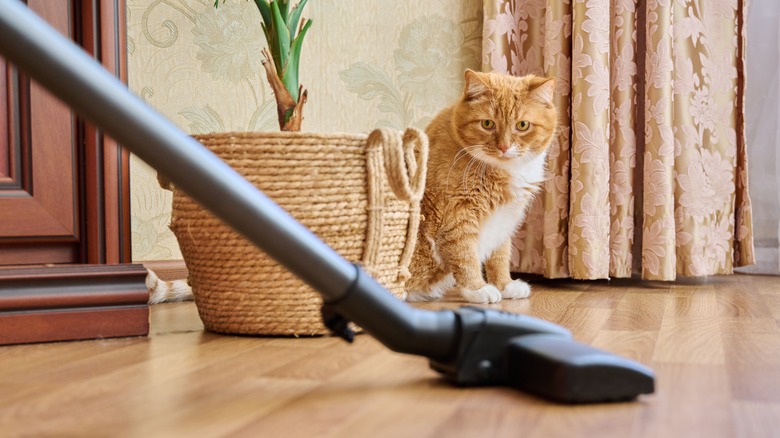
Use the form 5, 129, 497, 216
483, 0, 755, 280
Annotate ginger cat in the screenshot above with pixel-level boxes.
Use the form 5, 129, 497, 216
406, 70, 557, 304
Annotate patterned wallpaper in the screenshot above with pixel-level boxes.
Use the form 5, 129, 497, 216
127, 0, 482, 261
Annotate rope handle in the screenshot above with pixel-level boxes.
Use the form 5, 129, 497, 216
367, 128, 429, 203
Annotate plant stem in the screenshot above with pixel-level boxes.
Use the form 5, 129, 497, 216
260, 48, 306, 131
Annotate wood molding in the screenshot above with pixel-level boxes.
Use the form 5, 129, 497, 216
141, 260, 189, 282
79, 0, 132, 264
0, 242, 79, 266
0, 263, 149, 345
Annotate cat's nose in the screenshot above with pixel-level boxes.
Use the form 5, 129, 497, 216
498, 143, 509, 153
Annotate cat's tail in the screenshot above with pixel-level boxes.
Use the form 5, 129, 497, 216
146, 269, 192, 304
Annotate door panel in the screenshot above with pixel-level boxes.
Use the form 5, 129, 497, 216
0, 0, 79, 262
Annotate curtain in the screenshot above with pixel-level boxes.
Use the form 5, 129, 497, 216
482, 0, 754, 280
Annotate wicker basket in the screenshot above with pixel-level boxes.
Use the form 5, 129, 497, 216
169, 129, 428, 336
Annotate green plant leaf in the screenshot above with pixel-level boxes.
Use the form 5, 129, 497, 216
260, 22, 270, 48
283, 18, 311, 102
287, 0, 308, 38
283, 107, 295, 124
252, 0, 272, 29
278, 0, 290, 22
254, 0, 274, 60
270, 0, 291, 78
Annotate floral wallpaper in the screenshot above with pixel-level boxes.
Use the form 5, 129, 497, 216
340, 15, 481, 130
127, 0, 482, 261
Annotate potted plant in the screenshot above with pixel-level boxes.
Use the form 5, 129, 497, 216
214, 0, 311, 131
168, 0, 429, 336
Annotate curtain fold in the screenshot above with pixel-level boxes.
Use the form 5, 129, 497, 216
483, 0, 755, 280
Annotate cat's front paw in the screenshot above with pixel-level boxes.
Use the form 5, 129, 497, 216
405, 274, 454, 302
461, 284, 502, 304
502, 279, 531, 299
405, 289, 443, 302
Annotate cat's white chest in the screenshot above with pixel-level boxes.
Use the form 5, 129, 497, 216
477, 152, 546, 262
477, 200, 527, 262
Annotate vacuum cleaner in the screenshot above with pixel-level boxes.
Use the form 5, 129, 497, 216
0, 0, 654, 404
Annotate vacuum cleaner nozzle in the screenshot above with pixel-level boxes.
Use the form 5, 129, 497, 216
504, 334, 655, 403
430, 307, 655, 404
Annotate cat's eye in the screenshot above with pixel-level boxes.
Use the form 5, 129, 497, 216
481, 119, 495, 130
517, 120, 531, 131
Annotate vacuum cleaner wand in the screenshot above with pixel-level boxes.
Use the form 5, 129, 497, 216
0, 0, 654, 403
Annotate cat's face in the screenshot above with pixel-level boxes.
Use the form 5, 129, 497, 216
452, 70, 557, 169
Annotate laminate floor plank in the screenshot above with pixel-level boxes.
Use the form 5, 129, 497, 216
1, 274, 779, 437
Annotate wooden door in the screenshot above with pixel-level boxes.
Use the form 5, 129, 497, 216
0, 0, 148, 345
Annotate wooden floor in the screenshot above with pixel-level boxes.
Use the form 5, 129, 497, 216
1, 274, 779, 437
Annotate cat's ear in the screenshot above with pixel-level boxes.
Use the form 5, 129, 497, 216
528, 77, 556, 105
464, 69, 489, 100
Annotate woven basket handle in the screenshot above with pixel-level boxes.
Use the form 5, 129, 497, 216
367, 128, 428, 202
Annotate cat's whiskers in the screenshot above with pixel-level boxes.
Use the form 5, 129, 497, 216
446, 145, 483, 191
477, 160, 488, 194
463, 155, 483, 194
465, 147, 502, 193
463, 153, 490, 194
